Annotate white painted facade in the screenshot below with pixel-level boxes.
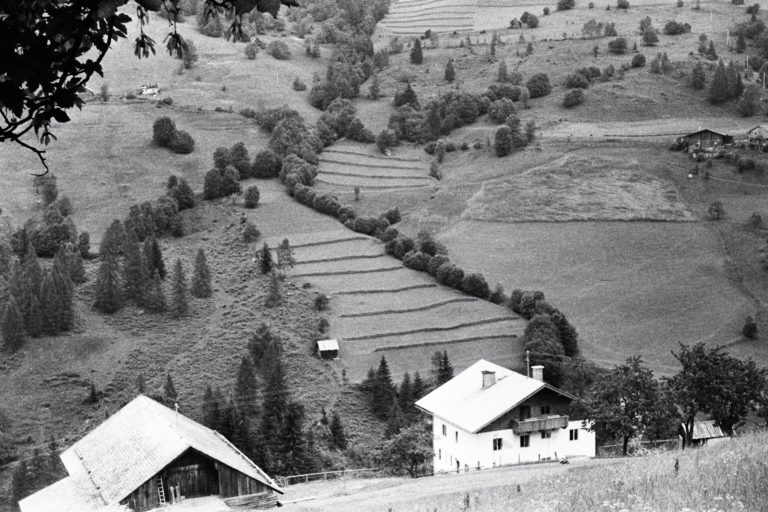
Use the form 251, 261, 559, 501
431, 417, 595, 473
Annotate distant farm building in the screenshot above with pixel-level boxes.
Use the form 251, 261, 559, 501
416, 360, 595, 473
747, 125, 768, 149
18, 396, 282, 512
316, 338, 339, 359
678, 420, 730, 449
683, 129, 732, 149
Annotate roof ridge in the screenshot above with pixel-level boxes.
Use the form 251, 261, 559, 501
73, 446, 109, 505
211, 431, 282, 492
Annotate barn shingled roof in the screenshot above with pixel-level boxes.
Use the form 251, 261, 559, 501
415, 359, 575, 434
691, 420, 727, 440
21, 395, 281, 512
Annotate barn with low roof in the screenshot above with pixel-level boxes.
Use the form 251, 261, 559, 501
18, 395, 282, 512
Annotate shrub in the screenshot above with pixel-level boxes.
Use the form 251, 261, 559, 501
738, 158, 756, 171
643, 30, 659, 46
487, 84, 522, 101
557, 0, 575, 10
314, 293, 329, 311
168, 178, 195, 211
376, 129, 398, 154
631, 53, 647, 67
245, 42, 259, 59
746, 3, 759, 14
393, 83, 419, 108
565, 73, 589, 89
563, 89, 585, 107
435, 262, 464, 289
543, 7, 550, 14
347, 118, 375, 143
664, 21, 691, 35
403, 251, 431, 272
384, 207, 402, 225
527, 14, 539, 28
488, 99, 517, 123
608, 37, 628, 54
153, 117, 177, 147
244, 185, 260, 208
292, 77, 307, 91
203, 167, 241, 200
525, 73, 551, 98
427, 254, 450, 276
495, 126, 512, 157
617, 0, 630, 8
462, 273, 490, 299
267, 40, 291, 60
242, 221, 261, 244
169, 130, 195, 154
252, 149, 281, 178
351, 216, 378, 236
743, 316, 758, 338
604, 22, 617, 37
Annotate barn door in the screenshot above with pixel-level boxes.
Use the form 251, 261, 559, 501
165, 464, 219, 499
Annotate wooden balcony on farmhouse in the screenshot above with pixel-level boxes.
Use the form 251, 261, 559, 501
511, 415, 569, 434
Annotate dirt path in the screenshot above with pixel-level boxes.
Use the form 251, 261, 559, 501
281, 457, 618, 512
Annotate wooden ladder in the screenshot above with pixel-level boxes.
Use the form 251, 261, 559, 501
157, 477, 166, 505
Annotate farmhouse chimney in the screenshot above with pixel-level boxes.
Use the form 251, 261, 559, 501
482, 370, 496, 389
531, 365, 544, 382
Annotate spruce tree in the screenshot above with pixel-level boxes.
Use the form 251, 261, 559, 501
145, 271, 167, 313
39, 272, 59, 335
410, 38, 423, 64
276, 239, 296, 275
373, 356, 396, 418
234, 356, 258, 415
368, 73, 381, 100
265, 271, 282, 307
26, 294, 44, 337
143, 237, 166, 280
412, 372, 426, 401
164, 373, 178, 403
259, 243, 273, 274
329, 411, 348, 450
385, 398, 404, 439
278, 402, 309, 475
444, 59, 455, 82
190, 248, 212, 298
736, 33, 746, 53
51, 257, 74, 331
424, 103, 442, 141
93, 251, 123, 313
495, 126, 513, 157
169, 259, 189, 318
136, 373, 146, 394
122, 232, 148, 306
2, 295, 25, 351
691, 61, 706, 90
63, 243, 86, 283
437, 350, 454, 385
497, 60, 508, 82
100, 219, 126, 255
706, 40, 718, 60
398, 372, 414, 418
259, 358, 289, 470
22, 243, 42, 299
202, 385, 222, 430
709, 60, 730, 103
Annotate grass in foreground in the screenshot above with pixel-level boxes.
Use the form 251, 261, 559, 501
391, 430, 768, 512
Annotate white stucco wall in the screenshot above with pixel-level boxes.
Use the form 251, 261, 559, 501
432, 417, 595, 473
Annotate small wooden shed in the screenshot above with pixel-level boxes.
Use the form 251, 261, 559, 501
678, 420, 729, 449
317, 338, 339, 359
747, 125, 768, 148
681, 129, 732, 151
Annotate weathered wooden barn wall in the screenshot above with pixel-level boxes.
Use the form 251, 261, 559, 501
217, 463, 272, 498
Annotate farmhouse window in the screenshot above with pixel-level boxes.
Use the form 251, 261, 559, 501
540, 405, 551, 415
492, 438, 503, 451
569, 429, 579, 441
541, 431, 552, 439
442, 424, 447, 436
519, 405, 531, 421
520, 435, 530, 448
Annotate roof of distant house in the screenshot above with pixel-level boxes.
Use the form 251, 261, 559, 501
317, 339, 339, 352
415, 359, 574, 434
19, 395, 282, 512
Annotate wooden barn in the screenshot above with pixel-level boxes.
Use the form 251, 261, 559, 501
678, 420, 730, 449
747, 125, 768, 148
18, 396, 283, 512
680, 129, 733, 151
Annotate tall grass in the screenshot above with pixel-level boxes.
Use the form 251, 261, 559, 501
387, 431, 768, 512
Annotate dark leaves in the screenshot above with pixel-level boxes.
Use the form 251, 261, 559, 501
51, 109, 70, 123
134, 33, 157, 59
163, 32, 187, 59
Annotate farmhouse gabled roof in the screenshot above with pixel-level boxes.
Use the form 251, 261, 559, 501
20, 395, 282, 512
684, 128, 729, 137
415, 360, 575, 434
416, 359, 574, 434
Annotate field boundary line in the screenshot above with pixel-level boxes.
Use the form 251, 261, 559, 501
321, 170, 432, 180
323, 148, 421, 163
319, 158, 423, 171
344, 316, 520, 341
295, 254, 387, 265
293, 266, 404, 278
275, 236, 371, 249
340, 297, 478, 318
334, 283, 437, 295
316, 178, 433, 190
373, 333, 519, 351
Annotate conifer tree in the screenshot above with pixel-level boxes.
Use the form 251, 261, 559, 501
100, 219, 126, 255
2, 295, 25, 351
39, 272, 59, 335
62, 243, 86, 283
497, 60, 508, 82
136, 373, 146, 394
169, 259, 189, 318
265, 271, 282, 307
706, 40, 718, 60
444, 59, 455, 82
412, 371, 426, 401
143, 237, 166, 280
385, 398, 404, 439
736, 32, 746, 53
202, 385, 222, 430
51, 258, 74, 332
278, 402, 310, 475
122, 231, 148, 306
490, 34, 497, 57
190, 248, 212, 298
437, 350, 454, 385
424, 103, 442, 141
691, 61, 706, 90
145, 271, 167, 313
22, 242, 42, 299
235, 356, 258, 415
398, 372, 414, 418
726, 61, 744, 98
93, 251, 123, 313
164, 373, 178, 403
276, 239, 296, 276
26, 294, 44, 337
368, 73, 381, 100
259, 358, 289, 470
259, 243, 273, 275
372, 356, 396, 418
410, 38, 423, 64
709, 60, 730, 103
329, 411, 348, 450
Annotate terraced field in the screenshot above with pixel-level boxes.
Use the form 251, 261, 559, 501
315, 143, 436, 193
265, 229, 526, 382
379, 0, 475, 35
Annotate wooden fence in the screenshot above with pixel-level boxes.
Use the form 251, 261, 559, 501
275, 468, 381, 487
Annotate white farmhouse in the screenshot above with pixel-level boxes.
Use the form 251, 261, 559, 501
415, 360, 595, 473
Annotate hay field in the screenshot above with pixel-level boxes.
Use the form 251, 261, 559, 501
439, 219, 757, 373
462, 153, 696, 222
